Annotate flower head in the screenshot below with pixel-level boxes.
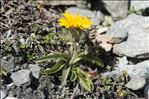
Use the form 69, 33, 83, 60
58, 11, 92, 29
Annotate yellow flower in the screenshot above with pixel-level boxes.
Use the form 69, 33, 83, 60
58, 11, 92, 29
80, 17, 92, 29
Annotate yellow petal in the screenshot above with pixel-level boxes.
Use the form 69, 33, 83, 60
58, 11, 92, 29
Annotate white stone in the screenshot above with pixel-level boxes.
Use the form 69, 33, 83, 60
144, 85, 149, 99
0, 90, 7, 99
5, 97, 18, 99
112, 15, 149, 58
126, 77, 146, 91
29, 64, 41, 79
10, 69, 31, 86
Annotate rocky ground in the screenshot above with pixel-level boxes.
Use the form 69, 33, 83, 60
0, 0, 149, 99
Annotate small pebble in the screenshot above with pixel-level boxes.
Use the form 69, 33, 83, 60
5, 97, 18, 99
0, 89, 7, 99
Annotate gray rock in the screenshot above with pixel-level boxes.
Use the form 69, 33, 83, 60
106, 56, 128, 75
102, 60, 149, 90
101, 57, 128, 79
39, 0, 88, 8
126, 61, 149, 79
113, 60, 149, 80
95, 34, 113, 52
29, 64, 41, 79
0, 89, 7, 99
126, 77, 146, 91
131, 1, 149, 10
113, 27, 149, 58
101, 70, 122, 80
117, 56, 128, 67
112, 15, 149, 58
103, 1, 128, 21
144, 85, 149, 99
6, 83, 14, 91
10, 70, 31, 86
1, 55, 14, 72
6, 30, 12, 38
100, 43, 112, 52
106, 21, 128, 44
1, 30, 14, 41
103, 16, 114, 26
66, 7, 104, 25
5, 97, 17, 99
95, 27, 113, 52
44, 0, 78, 5
19, 38, 26, 45
122, 61, 149, 91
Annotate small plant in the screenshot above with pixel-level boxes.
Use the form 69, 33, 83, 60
97, 75, 129, 98
18, 33, 41, 61
128, 6, 144, 15
0, 68, 7, 76
36, 11, 104, 91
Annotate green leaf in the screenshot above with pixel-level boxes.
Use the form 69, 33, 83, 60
76, 67, 94, 91
81, 54, 104, 67
0, 68, 7, 76
76, 67, 86, 78
41, 62, 66, 74
78, 75, 94, 92
61, 66, 71, 85
69, 50, 81, 65
70, 69, 77, 82
90, 56, 104, 67
35, 53, 68, 62
69, 51, 86, 65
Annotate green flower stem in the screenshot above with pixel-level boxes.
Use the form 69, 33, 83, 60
68, 28, 79, 66
69, 29, 78, 52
